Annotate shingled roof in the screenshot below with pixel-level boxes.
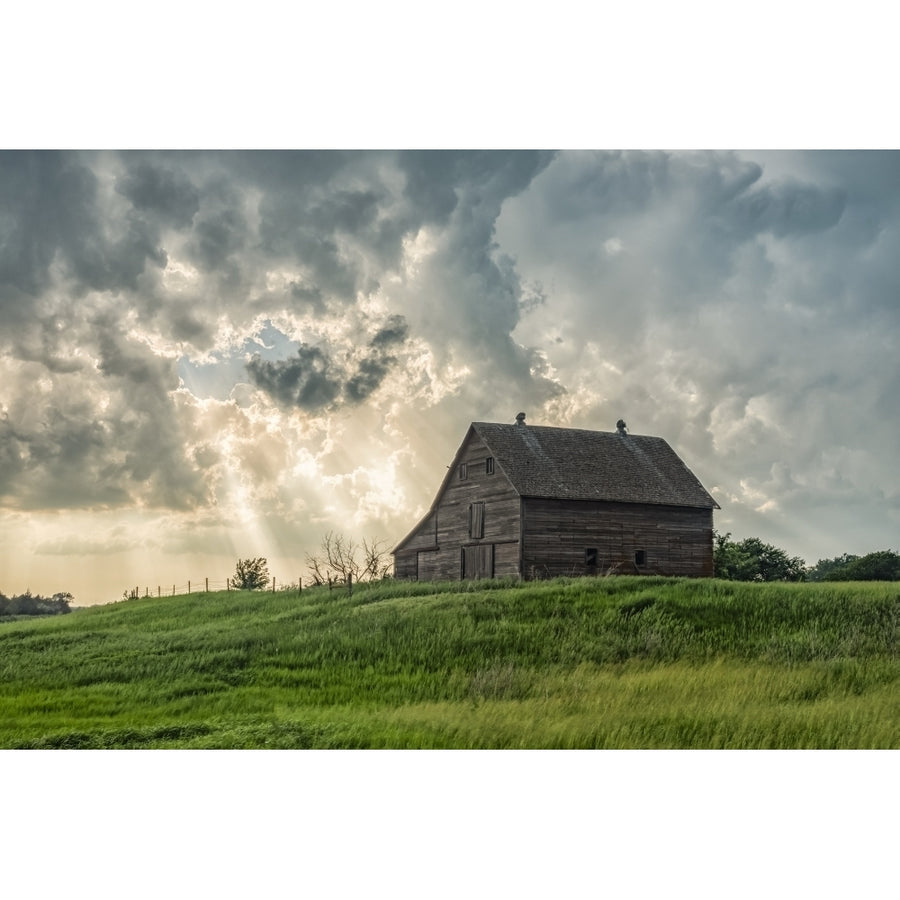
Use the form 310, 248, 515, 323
472, 422, 719, 509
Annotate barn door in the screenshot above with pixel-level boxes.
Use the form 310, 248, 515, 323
462, 544, 494, 579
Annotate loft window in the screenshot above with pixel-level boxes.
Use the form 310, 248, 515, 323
459, 463, 468, 480
485, 457, 494, 475
469, 501, 485, 539
634, 549, 646, 566
585, 548, 598, 567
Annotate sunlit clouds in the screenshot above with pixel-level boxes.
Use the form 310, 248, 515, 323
1, 150, 898, 602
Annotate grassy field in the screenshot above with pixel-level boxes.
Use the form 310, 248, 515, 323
1, 576, 897, 748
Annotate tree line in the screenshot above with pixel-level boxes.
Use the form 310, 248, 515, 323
713, 532, 900, 582
0, 591, 73, 618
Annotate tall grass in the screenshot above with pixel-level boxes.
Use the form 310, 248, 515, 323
1, 577, 897, 748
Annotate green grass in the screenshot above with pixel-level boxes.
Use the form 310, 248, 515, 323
1, 576, 897, 748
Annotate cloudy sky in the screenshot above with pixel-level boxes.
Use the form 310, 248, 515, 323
0, 149, 897, 603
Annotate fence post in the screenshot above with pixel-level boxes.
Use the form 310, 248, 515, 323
172, 585, 175, 596
206, 577, 209, 593
298, 577, 302, 595
348, 573, 352, 596
273, 577, 276, 593
188, 580, 191, 594
158, 586, 160, 597
227, 578, 230, 591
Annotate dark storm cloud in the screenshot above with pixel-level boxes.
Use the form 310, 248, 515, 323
257, 187, 381, 303
115, 161, 200, 228
246, 344, 343, 411
0, 151, 90, 302
733, 180, 846, 237
185, 176, 248, 271
344, 356, 395, 405
370, 314, 409, 349
0, 406, 131, 508
247, 315, 410, 411
345, 314, 410, 404
398, 150, 556, 225
0, 151, 170, 312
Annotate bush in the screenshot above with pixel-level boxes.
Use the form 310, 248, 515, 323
232, 558, 270, 591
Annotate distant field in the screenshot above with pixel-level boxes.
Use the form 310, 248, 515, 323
1, 576, 897, 748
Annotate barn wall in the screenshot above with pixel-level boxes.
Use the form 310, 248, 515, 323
522, 499, 714, 578
393, 549, 418, 580
394, 430, 522, 580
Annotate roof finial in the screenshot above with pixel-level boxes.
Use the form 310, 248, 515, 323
616, 419, 627, 435
515, 412, 526, 426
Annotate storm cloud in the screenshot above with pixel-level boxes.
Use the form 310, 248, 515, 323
1, 149, 898, 602
246, 314, 410, 410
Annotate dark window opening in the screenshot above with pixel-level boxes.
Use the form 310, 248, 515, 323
585, 548, 598, 567
485, 457, 494, 475
459, 463, 468, 480
469, 501, 485, 539
634, 549, 646, 566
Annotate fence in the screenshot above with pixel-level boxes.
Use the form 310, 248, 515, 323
123, 574, 361, 600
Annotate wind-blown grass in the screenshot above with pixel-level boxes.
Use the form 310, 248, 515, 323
1, 577, 897, 748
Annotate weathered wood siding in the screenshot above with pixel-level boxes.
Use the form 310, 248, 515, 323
393, 549, 419, 580
521, 498, 714, 578
394, 431, 522, 580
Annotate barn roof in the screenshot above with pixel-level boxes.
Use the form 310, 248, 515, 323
472, 422, 719, 509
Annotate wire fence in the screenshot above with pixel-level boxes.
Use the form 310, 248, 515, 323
122, 574, 362, 601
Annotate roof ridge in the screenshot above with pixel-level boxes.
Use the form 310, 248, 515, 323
471, 421, 717, 509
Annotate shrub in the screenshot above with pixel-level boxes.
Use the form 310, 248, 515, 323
233, 558, 270, 591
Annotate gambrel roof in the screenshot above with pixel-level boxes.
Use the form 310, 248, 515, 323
471, 422, 719, 509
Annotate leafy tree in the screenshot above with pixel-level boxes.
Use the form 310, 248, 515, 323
233, 558, 270, 591
806, 554, 861, 582
713, 532, 806, 582
825, 550, 900, 581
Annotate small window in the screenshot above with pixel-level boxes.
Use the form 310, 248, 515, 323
485, 457, 494, 475
469, 501, 485, 539
585, 548, 598, 567
459, 463, 468, 480
635, 549, 646, 566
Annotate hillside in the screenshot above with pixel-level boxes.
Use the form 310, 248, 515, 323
1, 576, 897, 749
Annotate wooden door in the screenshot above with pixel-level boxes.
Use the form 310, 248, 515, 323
462, 544, 494, 579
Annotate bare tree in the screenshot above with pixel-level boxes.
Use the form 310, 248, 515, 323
305, 532, 392, 587
361, 537, 392, 581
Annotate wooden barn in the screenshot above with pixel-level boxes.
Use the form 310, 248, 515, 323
392, 414, 719, 581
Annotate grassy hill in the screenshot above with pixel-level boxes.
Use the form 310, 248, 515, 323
1, 576, 897, 748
